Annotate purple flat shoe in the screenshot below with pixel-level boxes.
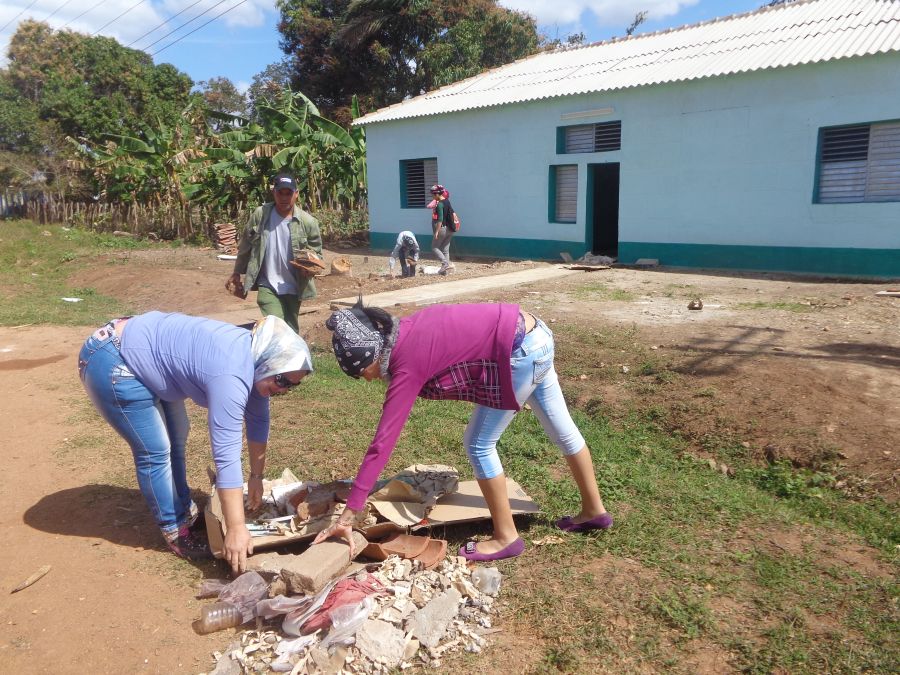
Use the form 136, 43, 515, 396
555, 513, 614, 533
459, 538, 525, 562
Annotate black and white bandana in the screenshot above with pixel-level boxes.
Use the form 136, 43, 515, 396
325, 308, 384, 378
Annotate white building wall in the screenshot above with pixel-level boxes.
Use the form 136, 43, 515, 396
364, 52, 900, 255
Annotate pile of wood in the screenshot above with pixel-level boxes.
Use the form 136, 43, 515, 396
214, 223, 237, 252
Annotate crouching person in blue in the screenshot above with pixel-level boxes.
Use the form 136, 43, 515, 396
77, 312, 312, 574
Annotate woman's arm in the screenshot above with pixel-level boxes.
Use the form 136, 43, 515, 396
207, 376, 266, 573
246, 439, 266, 510
313, 373, 420, 553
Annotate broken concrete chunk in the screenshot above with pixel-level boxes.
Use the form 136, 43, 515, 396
403, 637, 420, 661
355, 619, 407, 668
281, 531, 369, 595
471, 567, 502, 596
408, 588, 462, 648
245, 551, 296, 576
209, 640, 243, 675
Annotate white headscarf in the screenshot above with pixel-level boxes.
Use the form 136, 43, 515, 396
250, 315, 313, 382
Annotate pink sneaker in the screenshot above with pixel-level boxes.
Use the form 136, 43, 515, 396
166, 526, 212, 561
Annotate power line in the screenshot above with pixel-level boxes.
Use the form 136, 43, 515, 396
45, 0, 77, 23
92, 0, 148, 37
125, 0, 207, 49
141, 0, 239, 53
0, 0, 41, 34
61, 0, 106, 29
152, 0, 249, 57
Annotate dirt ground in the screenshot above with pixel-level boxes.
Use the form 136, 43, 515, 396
0, 244, 897, 674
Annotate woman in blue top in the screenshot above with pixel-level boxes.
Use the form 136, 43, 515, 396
78, 312, 312, 574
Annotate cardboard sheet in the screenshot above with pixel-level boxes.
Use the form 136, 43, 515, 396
205, 476, 541, 559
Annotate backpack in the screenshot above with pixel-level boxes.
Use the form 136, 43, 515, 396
442, 199, 461, 232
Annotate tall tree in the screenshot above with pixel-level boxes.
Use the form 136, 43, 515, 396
4, 20, 194, 143
275, 0, 540, 123
246, 60, 294, 115
196, 77, 249, 122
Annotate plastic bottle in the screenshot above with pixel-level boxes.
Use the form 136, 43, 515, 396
192, 601, 244, 635
471, 567, 502, 597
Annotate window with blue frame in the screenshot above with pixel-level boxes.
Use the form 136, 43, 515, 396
816, 122, 900, 203
400, 158, 438, 208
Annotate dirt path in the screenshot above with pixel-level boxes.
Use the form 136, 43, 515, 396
0, 325, 229, 674
1, 247, 896, 673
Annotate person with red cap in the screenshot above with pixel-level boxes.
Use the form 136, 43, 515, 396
428, 184, 457, 275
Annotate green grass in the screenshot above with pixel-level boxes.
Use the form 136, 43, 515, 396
0, 220, 149, 325
254, 353, 899, 672
736, 300, 816, 313
569, 282, 636, 302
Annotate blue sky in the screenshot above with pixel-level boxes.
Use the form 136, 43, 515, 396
0, 1, 771, 91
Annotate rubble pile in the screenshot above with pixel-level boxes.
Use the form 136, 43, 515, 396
204, 555, 503, 674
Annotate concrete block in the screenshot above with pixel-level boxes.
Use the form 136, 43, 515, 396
634, 258, 659, 267
407, 587, 462, 648
355, 619, 407, 667
246, 551, 296, 577
281, 531, 369, 595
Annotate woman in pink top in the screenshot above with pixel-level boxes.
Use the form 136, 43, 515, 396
313, 301, 611, 561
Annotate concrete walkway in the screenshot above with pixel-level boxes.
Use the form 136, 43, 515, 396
333, 266, 580, 307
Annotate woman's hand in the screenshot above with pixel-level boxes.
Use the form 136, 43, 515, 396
312, 509, 360, 556
223, 523, 253, 574
246, 476, 264, 511
218, 486, 253, 574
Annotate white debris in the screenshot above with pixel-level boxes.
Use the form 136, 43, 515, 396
207, 555, 502, 673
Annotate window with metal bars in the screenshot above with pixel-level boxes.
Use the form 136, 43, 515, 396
817, 122, 900, 203
562, 121, 622, 153
400, 158, 438, 208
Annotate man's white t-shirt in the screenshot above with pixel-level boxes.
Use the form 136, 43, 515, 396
259, 209, 298, 295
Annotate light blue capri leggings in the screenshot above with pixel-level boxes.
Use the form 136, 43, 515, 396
464, 319, 585, 479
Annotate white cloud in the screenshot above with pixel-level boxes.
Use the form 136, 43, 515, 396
0, 0, 274, 66
500, 0, 701, 29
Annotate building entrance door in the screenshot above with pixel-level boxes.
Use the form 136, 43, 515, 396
587, 163, 620, 256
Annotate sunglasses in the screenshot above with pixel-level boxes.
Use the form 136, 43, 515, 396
274, 373, 300, 389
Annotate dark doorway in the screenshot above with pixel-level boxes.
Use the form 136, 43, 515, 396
588, 163, 620, 256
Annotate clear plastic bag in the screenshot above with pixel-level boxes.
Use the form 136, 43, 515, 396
218, 571, 269, 622
282, 579, 339, 636
319, 597, 374, 650
196, 578, 229, 599
256, 595, 313, 620
270, 635, 318, 672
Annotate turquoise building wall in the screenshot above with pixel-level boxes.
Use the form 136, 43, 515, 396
364, 53, 900, 277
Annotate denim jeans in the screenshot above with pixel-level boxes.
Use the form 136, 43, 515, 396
464, 319, 586, 480
78, 326, 195, 540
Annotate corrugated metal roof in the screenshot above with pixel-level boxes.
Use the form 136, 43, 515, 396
356, 0, 900, 125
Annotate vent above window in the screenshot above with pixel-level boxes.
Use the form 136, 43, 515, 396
563, 121, 622, 154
